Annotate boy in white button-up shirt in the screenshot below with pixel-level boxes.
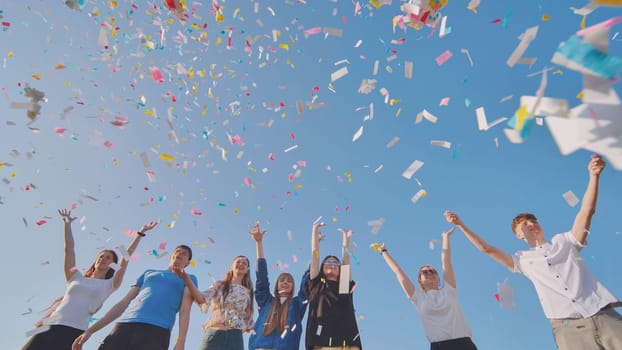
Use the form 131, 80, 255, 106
444, 155, 622, 350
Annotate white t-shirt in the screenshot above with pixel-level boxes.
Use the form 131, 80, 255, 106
47, 273, 116, 330
410, 285, 472, 343
512, 231, 619, 319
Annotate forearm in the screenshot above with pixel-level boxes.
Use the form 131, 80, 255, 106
85, 300, 127, 334
341, 235, 351, 266
182, 276, 205, 304
256, 240, 264, 259
176, 294, 191, 345
441, 236, 451, 270
124, 234, 143, 262
578, 176, 599, 224
381, 251, 415, 297
310, 228, 320, 278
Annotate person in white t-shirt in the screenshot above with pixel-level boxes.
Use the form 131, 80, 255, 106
377, 227, 478, 350
445, 155, 622, 350
21, 209, 157, 350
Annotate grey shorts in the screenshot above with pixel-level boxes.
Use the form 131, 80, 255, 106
550, 306, 622, 350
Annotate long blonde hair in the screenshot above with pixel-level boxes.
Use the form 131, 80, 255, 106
263, 272, 294, 336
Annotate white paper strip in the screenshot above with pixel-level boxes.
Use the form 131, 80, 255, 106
402, 160, 424, 180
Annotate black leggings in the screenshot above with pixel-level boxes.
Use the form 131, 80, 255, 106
430, 337, 478, 350
22, 324, 83, 350
98, 322, 170, 350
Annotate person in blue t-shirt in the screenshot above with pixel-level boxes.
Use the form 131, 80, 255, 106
249, 222, 310, 350
71, 245, 198, 350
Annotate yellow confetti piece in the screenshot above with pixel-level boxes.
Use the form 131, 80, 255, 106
580, 15, 586, 29
332, 217, 338, 222
144, 109, 154, 117
514, 105, 529, 131
200, 243, 207, 249
109, 0, 119, 7
11, 172, 17, 178
31, 73, 42, 80
542, 14, 551, 21
216, 13, 224, 22
279, 43, 290, 51
64, 81, 71, 87
215, 37, 222, 46
389, 99, 400, 106
0, 163, 4, 168
189, 260, 196, 267
577, 91, 584, 99
370, 243, 381, 252
233, 208, 239, 214
396, 108, 402, 117
553, 69, 563, 75
159, 153, 176, 161
369, 0, 382, 8
293, 184, 303, 189
8, 51, 14, 58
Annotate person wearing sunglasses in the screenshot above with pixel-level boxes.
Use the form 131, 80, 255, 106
305, 222, 362, 350
445, 155, 622, 350
376, 227, 477, 350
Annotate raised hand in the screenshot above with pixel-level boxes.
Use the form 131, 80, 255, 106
444, 211, 463, 226
250, 222, 266, 242
442, 227, 456, 238
58, 209, 77, 224
138, 220, 158, 235
313, 222, 325, 241
588, 154, 606, 177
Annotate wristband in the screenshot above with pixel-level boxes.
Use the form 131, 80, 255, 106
137, 231, 146, 237
380, 248, 387, 255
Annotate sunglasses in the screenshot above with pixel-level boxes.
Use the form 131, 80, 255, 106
420, 269, 437, 276
324, 261, 341, 267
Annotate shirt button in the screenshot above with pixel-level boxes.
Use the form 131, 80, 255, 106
565, 288, 568, 291
548, 263, 551, 266
572, 299, 576, 303
556, 275, 560, 278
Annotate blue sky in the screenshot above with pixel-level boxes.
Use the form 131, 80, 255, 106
2, 1, 622, 349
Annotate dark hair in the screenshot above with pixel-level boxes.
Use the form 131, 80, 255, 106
511, 213, 537, 233
175, 245, 193, 261
84, 249, 119, 280
320, 255, 341, 277
307, 255, 343, 319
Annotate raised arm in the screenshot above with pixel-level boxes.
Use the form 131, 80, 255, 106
112, 221, 158, 289
378, 244, 416, 298
251, 222, 265, 259
338, 228, 352, 267
444, 210, 514, 270
71, 286, 140, 350
59, 209, 78, 282
172, 268, 205, 305
310, 222, 325, 279
572, 155, 606, 245
441, 227, 457, 288
173, 287, 193, 350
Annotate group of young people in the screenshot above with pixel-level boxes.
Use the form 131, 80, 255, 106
21, 155, 622, 350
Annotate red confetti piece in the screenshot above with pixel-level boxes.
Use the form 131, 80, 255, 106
191, 208, 202, 216
491, 19, 502, 24
36, 220, 47, 226
269, 153, 275, 161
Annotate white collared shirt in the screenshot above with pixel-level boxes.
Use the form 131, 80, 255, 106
512, 231, 618, 319
410, 285, 472, 342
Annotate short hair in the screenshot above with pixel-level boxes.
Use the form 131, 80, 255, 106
175, 245, 193, 261
511, 213, 538, 233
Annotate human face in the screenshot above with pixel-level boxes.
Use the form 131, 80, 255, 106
277, 274, 294, 296
514, 216, 543, 242
170, 247, 191, 268
94, 251, 116, 271
418, 266, 439, 290
322, 258, 341, 280
231, 256, 249, 276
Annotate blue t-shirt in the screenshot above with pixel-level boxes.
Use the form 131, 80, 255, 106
119, 269, 198, 330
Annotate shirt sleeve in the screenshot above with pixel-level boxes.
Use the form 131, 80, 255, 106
511, 253, 523, 274
200, 282, 218, 312
132, 270, 148, 288
254, 258, 271, 307
558, 231, 586, 251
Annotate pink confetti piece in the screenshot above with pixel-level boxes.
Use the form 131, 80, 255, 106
435, 50, 453, 66
54, 127, 67, 134
297, 160, 307, 167
69, 266, 78, 272
292, 255, 298, 263
191, 208, 203, 216
244, 177, 253, 187
103, 140, 113, 148
130, 252, 140, 263
439, 97, 451, 106
304, 27, 322, 37
36, 220, 47, 226
150, 67, 165, 83
159, 241, 167, 250
269, 153, 275, 161
288, 173, 294, 182
229, 134, 244, 145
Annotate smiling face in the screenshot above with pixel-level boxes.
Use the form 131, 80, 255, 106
169, 246, 192, 269
231, 256, 250, 277
94, 250, 117, 271
321, 256, 341, 281
276, 273, 294, 296
512, 213, 544, 244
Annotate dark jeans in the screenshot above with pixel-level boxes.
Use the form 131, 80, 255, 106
22, 324, 83, 350
98, 322, 170, 350
200, 328, 244, 350
430, 337, 478, 350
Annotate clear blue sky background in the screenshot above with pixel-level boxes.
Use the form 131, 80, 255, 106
2, 1, 622, 349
